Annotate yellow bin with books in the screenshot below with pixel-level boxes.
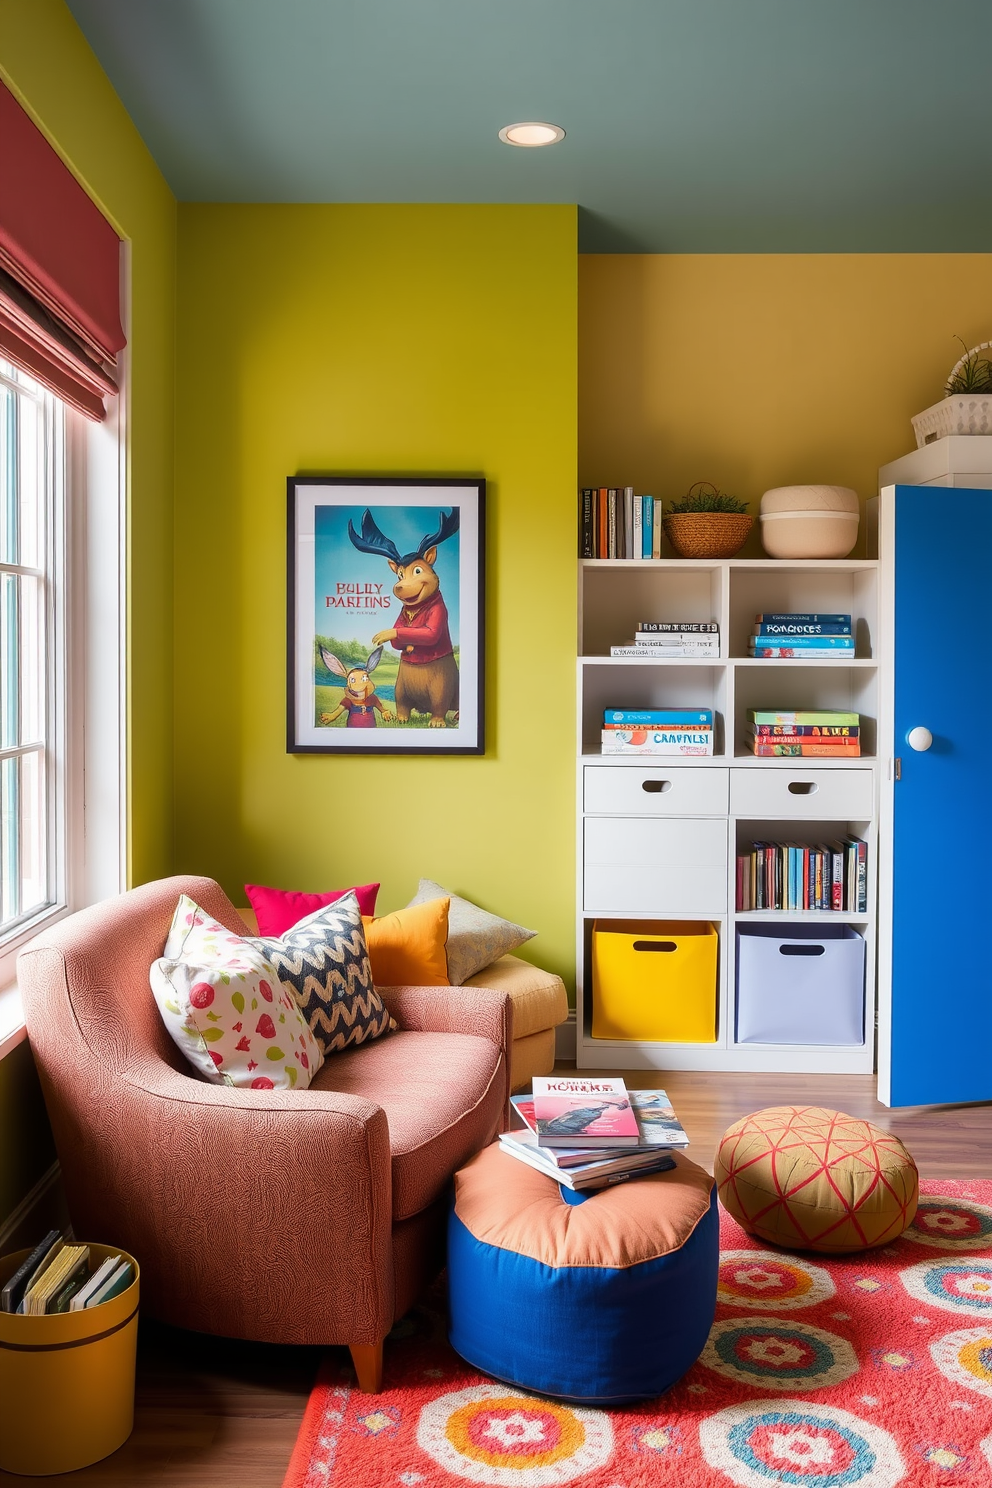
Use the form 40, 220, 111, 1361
0, 1244, 139, 1475
592, 920, 718, 1042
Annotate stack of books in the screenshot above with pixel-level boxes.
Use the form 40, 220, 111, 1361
499, 1076, 689, 1192
745, 710, 861, 757
0, 1230, 134, 1315
610, 621, 720, 659
602, 707, 714, 756
748, 613, 855, 660
737, 837, 868, 912
580, 488, 663, 560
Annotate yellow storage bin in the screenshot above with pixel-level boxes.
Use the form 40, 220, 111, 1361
0, 1243, 139, 1476
592, 920, 718, 1042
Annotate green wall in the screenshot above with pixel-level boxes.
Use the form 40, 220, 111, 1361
175, 204, 577, 981
0, 0, 176, 1226
0, 0, 177, 887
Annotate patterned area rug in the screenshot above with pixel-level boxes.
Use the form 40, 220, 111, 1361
282, 1180, 992, 1487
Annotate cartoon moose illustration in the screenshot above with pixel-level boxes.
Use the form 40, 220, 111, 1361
318, 645, 393, 728
347, 508, 459, 728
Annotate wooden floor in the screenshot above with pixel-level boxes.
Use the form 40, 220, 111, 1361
2, 1069, 988, 1488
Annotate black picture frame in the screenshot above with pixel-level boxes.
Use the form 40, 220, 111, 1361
287, 476, 485, 755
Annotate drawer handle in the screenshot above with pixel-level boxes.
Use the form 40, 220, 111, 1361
779, 944, 825, 957
787, 781, 819, 795
641, 780, 673, 794
633, 940, 677, 952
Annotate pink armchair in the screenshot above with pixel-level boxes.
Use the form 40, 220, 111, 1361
17, 876, 511, 1390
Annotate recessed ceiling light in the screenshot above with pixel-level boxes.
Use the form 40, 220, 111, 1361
498, 122, 565, 148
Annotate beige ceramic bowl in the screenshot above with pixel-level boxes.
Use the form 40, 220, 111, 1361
759, 485, 860, 558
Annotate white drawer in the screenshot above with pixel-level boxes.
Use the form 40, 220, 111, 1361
584, 817, 727, 914
730, 768, 874, 820
584, 766, 728, 817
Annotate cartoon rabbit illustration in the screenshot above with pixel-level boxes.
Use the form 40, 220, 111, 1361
318, 645, 393, 728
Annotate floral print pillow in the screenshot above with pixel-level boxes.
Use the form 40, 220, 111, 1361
150, 895, 324, 1089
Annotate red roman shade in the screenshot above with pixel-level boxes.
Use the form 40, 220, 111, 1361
0, 80, 125, 419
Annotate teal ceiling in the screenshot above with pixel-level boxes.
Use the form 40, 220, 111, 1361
66, 0, 992, 252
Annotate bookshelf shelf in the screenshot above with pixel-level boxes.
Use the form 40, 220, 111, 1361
576, 549, 879, 1076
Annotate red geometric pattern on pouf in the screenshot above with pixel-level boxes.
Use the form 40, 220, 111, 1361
715, 1106, 919, 1254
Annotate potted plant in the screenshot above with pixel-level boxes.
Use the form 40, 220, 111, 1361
663, 482, 753, 558
911, 337, 992, 447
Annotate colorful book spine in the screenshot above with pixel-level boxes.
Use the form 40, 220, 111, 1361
749, 742, 862, 757
754, 613, 851, 626
752, 724, 858, 737
753, 622, 852, 636
598, 487, 608, 557
601, 729, 713, 756
631, 489, 642, 560
748, 634, 854, 649
651, 498, 663, 559
749, 646, 854, 659
748, 711, 860, 725
605, 709, 713, 725
641, 496, 653, 557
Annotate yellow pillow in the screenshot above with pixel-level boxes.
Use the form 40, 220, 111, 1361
362, 897, 450, 986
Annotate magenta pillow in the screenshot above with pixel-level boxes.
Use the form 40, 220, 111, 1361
244, 882, 380, 938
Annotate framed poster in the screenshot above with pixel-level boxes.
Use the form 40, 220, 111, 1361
288, 477, 485, 754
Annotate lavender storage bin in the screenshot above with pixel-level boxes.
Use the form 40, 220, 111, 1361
736, 923, 865, 1046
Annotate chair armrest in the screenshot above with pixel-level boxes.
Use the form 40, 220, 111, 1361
378, 984, 513, 1135
378, 983, 512, 1049
45, 1050, 394, 1347
124, 1065, 395, 1345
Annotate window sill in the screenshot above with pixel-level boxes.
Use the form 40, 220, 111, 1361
0, 983, 26, 1060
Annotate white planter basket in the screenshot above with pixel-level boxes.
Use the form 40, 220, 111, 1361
912, 395, 992, 448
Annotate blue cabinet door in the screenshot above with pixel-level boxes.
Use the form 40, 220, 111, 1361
888, 484, 992, 1105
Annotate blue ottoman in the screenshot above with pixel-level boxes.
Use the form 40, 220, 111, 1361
447, 1144, 719, 1403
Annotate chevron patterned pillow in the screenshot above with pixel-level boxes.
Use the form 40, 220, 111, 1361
251, 891, 393, 1057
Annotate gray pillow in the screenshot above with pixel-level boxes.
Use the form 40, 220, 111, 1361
406, 878, 536, 985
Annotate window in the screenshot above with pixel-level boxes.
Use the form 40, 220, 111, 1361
0, 357, 64, 947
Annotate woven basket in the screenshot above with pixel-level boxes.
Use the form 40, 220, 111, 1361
663, 512, 753, 558
911, 394, 992, 448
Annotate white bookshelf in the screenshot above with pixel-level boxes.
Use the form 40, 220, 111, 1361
576, 555, 878, 1074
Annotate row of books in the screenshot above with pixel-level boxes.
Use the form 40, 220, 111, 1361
749, 613, 856, 660
580, 487, 661, 560
610, 620, 720, 660
602, 707, 714, 756
498, 1077, 690, 1192
1, 1229, 133, 1315
746, 710, 861, 757
736, 837, 868, 912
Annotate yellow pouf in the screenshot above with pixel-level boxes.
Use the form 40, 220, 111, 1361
715, 1105, 918, 1254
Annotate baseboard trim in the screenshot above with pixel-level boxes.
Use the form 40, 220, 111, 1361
555, 1009, 577, 1062
0, 1161, 65, 1255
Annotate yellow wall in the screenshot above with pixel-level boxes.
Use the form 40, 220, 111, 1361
175, 204, 577, 980
0, 0, 177, 886
580, 253, 992, 551
0, 0, 176, 1226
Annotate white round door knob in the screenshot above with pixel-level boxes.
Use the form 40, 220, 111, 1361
907, 726, 933, 752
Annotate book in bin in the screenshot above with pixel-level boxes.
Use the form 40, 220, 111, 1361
531, 1075, 639, 1147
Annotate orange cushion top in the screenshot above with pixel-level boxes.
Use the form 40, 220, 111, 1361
454, 1144, 714, 1269
362, 897, 450, 986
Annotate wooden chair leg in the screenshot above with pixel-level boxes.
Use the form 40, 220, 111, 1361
350, 1340, 384, 1393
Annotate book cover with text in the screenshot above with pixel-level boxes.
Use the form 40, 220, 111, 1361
531, 1076, 639, 1147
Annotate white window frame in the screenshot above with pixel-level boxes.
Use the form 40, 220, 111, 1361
0, 330, 128, 1054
